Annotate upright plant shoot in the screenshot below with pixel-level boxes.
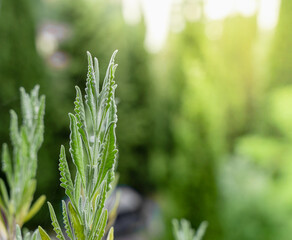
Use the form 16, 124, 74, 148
39, 51, 118, 240
0, 86, 46, 240
172, 219, 208, 240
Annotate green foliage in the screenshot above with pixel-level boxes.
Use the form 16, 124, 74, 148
0, 86, 46, 239
269, 0, 292, 86
39, 51, 118, 240
216, 1, 292, 240
172, 219, 208, 240
151, 16, 225, 240
15, 225, 41, 240
0, 0, 45, 94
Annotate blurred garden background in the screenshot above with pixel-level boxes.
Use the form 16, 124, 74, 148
1, 0, 292, 239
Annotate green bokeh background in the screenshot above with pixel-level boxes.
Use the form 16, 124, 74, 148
1, 0, 292, 239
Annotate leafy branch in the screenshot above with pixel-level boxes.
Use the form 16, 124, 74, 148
39, 51, 118, 240
0, 86, 46, 240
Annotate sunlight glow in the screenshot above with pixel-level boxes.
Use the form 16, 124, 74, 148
122, 0, 281, 53
258, 0, 281, 30
140, 0, 174, 53
204, 0, 234, 20
235, 0, 257, 16
122, 0, 141, 25
204, 0, 257, 19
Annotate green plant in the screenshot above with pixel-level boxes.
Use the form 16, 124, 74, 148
172, 219, 208, 240
38, 51, 118, 240
15, 225, 40, 240
0, 86, 46, 240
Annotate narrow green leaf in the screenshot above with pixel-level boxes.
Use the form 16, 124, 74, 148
48, 202, 66, 240
96, 125, 118, 191
2, 144, 13, 187
33, 95, 45, 150
9, 109, 19, 147
31, 229, 40, 240
38, 226, 51, 240
30, 85, 40, 110
69, 113, 85, 187
0, 179, 9, 208
194, 221, 208, 240
95, 210, 108, 240
16, 225, 22, 240
62, 200, 74, 240
23, 195, 46, 224
74, 86, 87, 129
85, 52, 97, 127
106, 227, 114, 240
20, 87, 33, 128
68, 202, 85, 240
0, 195, 8, 215
102, 50, 118, 90
74, 87, 91, 165
16, 179, 36, 214
20, 126, 29, 175
74, 173, 81, 208
97, 61, 117, 148
172, 219, 180, 240
181, 219, 193, 240
24, 231, 32, 240
94, 57, 100, 93
59, 145, 74, 200
89, 182, 107, 239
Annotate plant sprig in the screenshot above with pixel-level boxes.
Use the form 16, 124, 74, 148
39, 51, 118, 240
172, 219, 208, 240
0, 86, 46, 240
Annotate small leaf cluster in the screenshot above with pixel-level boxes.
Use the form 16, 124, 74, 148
15, 225, 40, 240
172, 219, 208, 240
0, 86, 46, 239
39, 51, 119, 240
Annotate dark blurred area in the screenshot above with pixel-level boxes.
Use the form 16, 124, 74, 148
1, 0, 292, 239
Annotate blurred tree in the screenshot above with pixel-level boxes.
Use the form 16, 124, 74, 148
219, 1, 292, 240
213, 16, 258, 142
149, 12, 225, 239
267, 0, 292, 138
269, 0, 292, 87
0, 0, 44, 90
0, 0, 45, 136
